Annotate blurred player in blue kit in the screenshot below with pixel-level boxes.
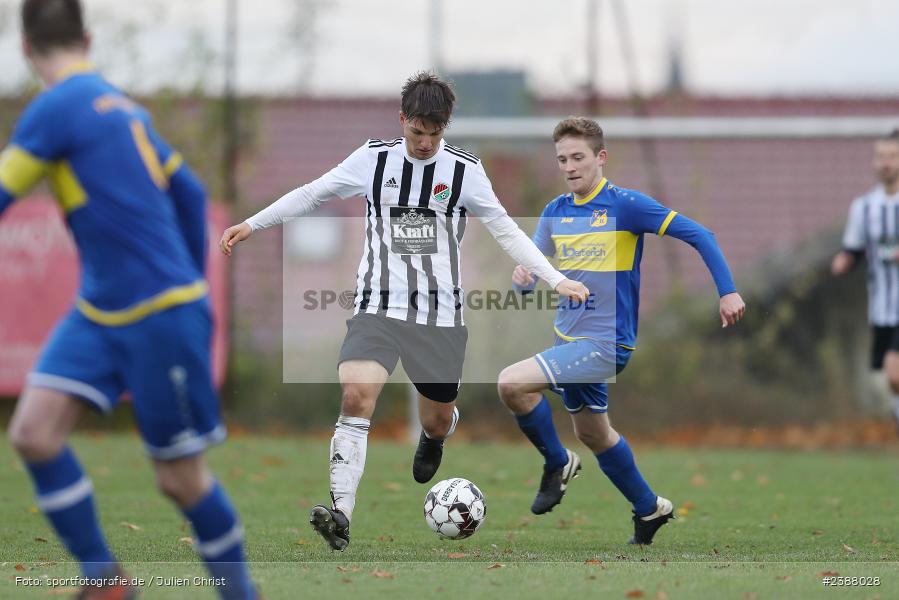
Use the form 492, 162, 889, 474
1, 1, 255, 597
498, 117, 745, 544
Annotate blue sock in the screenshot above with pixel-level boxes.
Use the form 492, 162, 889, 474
182, 481, 255, 600
515, 397, 568, 470
596, 436, 657, 517
25, 447, 116, 578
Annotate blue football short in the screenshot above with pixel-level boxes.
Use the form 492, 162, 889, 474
534, 336, 632, 414
28, 298, 224, 460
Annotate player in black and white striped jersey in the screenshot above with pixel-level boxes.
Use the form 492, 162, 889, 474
220, 72, 588, 550
832, 129, 899, 431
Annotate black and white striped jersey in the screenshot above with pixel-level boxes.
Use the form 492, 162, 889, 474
247, 138, 565, 327
843, 184, 899, 326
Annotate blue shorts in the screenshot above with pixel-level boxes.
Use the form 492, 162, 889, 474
28, 299, 225, 460
534, 337, 632, 414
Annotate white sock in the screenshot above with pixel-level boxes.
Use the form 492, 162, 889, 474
892, 396, 899, 421
329, 415, 370, 522
424, 407, 460, 440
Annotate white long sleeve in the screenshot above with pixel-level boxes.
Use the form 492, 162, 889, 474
482, 214, 566, 290
246, 143, 372, 231
460, 162, 566, 289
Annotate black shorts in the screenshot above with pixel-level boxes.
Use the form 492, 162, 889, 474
871, 325, 899, 370
337, 313, 468, 402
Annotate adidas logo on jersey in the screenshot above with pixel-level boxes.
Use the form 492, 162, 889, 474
330, 452, 349, 465
383, 177, 399, 189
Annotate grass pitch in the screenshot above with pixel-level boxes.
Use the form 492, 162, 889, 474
1, 432, 897, 598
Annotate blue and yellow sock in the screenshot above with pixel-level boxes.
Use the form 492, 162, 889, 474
515, 396, 568, 470
596, 436, 657, 517
25, 446, 116, 578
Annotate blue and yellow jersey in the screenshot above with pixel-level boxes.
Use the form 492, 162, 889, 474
528, 178, 737, 349
0, 63, 208, 326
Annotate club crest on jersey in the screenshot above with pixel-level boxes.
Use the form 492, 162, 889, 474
591, 209, 608, 227
432, 182, 451, 205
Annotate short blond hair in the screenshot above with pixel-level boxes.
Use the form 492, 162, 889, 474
552, 117, 605, 154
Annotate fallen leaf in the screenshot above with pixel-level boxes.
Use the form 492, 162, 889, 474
295, 539, 308, 545
383, 482, 402, 491
682, 501, 697, 510
655, 590, 669, 600
14, 564, 25, 571
690, 474, 707, 486
120, 522, 141, 531
260, 455, 285, 467
447, 552, 467, 559
776, 575, 792, 582
179, 536, 193, 545
730, 469, 744, 481
377, 536, 394, 542
676, 507, 690, 517
371, 569, 394, 579
818, 571, 839, 577
755, 474, 769, 486
34, 537, 47, 543
341, 578, 352, 584
842, 543, 856, 554
487, 563, 505, 570
626, 591, 645, 598
743, 593, 758, 600
28, 506, 39, 514
811, 529, 824, 536
585, 558, 603, 565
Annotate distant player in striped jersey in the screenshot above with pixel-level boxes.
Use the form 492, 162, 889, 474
497, 117, 745, 545
220, 72, 588, 551
832, 129, 899, 432
2, 1, 255, 598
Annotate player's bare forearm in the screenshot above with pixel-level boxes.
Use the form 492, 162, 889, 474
720, 292, 745, 328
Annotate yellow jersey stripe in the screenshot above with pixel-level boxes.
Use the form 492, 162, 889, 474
553, 325, 637, 351
55, 61, 97, 82
163, 152, 184, 177
573, 177, 607, 206
0, 145, 48, 197
76, 280, 208, 326
129, 120, 168, 190
657, 210, 678, 237
554, 325, 590, 342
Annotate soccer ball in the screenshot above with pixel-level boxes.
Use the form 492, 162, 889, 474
423, 477, 486, 539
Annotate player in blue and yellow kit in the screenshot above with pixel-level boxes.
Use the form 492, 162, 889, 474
498, 117, 745, 545
2, 2, 255, 598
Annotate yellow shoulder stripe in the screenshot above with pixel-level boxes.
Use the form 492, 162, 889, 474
0, 145, 48, 197
657, 210, 678, 237
163, 152, 184, 177
76, 280, 208, 327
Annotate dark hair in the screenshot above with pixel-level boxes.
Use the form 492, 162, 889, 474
400, 71, 456, 129
22, 0, 87, 55
552, 117, 605, 154
882, 128, 899, 143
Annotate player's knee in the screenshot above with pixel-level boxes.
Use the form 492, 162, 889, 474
887, 368, 899, 394
340, 385, 375, 416
497, 368, 523, 406
8, 416, 62, 461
